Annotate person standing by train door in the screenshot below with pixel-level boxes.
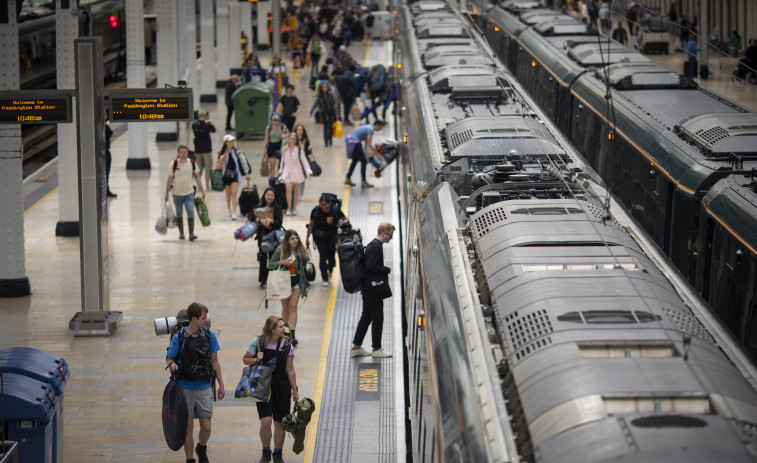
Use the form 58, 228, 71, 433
350, 222, 395, 359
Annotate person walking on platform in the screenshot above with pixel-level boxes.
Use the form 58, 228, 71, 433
351, 222, 395, 358
268, 54, 288, 112
276, 84, 301, 132
217, 134, 251, 220
294, 124, 314, 198
263, 114, 289, 179
254, 188, 284, 289
344, 119, 385, 188
166, 302, 225, 463
104, 118, 116, 197
224, 75, 240, 132
307, 33, 323, 77
243, 316, 299, 463
279, 133, 312, 216
192, 111, 216, 192
268, 230, 313, 347
305, 195, 349, 287
335, 65, 356, 125
165, 145, 206, 241
311, 82, 337, 147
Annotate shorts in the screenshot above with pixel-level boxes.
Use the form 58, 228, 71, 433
256, 385, 292, 422
223, 175, 238, 186
184, 387, 213, 419
267, 142, 282, 159
195, 152, 213, 175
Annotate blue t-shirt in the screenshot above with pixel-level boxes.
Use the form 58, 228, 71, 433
167, 327, 220, 390
349, 124, 374, 142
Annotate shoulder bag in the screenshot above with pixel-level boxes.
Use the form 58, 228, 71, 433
260, 155, 270, 177
267, 269, 292, 300
209, 169, 224, 191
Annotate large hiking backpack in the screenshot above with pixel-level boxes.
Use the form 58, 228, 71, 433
337, 227, 364, 294
177, 328, 214, 381
371, 64, 386, 91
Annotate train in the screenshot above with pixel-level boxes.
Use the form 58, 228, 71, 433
395, 1, 757, 461
477, 0, 757, 358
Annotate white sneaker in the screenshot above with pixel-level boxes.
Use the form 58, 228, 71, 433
350, 347, 371, 357
321, 280, 329, 287
371, 349, 392, 358
291, 209, 297, 215
227, 208, 232, 217
231, 213, 237, 220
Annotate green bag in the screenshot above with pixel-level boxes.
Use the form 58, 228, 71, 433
194, 197, 211, 227
209, 169, 224, 192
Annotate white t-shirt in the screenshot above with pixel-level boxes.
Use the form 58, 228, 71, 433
168, 158, 197, 196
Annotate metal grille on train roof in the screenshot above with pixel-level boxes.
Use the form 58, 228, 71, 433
505, 309, 554, 362
663, 308, 716, 345
557, 310, 662, 324
631, 415, 708, 428
676, 113, 757, 157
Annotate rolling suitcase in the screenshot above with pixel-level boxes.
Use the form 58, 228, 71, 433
238, 181, 259, 217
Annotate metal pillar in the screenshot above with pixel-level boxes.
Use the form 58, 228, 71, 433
216, 1, 231, 88
0, 0, 30, 298
241, 2, 252, 58
69, 37, 121, 335
256, 0, 270, 50
125, 0, 150, 169
156, 0, 178, 141
228, 1, 242, 72
272, 0, 281, 58
55, 0, 81, 236
700, 0, 709, 79
199, 0, 216, 102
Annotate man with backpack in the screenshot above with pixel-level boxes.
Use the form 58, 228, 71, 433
366, 64, 386, 123
166, 302, 225, 463
350, 222, 395, 359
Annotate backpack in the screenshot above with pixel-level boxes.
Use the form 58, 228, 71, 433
177, 328, 215, 381
312, 40, 321, 55
172, 157, 196, 174
337, 227, 364, 294
371, 64, 386, 91
365, 13, 374, 28
321, 192, 342, 212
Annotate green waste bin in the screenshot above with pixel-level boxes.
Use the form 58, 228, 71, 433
232, 82, 272, 139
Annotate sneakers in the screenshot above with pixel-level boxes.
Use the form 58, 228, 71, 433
227, 208, 232, 218
344, 178, 356, 186
291, 209, 297, 216
189, 234, 197, 241
361, 181, 374, 188
272, 451, 285, 463
350, 347, 371, 357
260, 282, 267, 288
372, 349, 392, 358
231, 213, 237, 221
258, 449, 272, 463
321, 280, 329, 287
195, 443, 209, 463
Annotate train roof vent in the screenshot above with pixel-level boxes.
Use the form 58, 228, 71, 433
470, 204, 508, 239
675, 113, 757, 157
506, 309, 554, 362
520, 9, 569, 25
423, 50, 493, 68
412, 1, 450, 12
567, 43, 651, 66
415, 17, 462, 28
428, 65, 506, 92
417, 25, 470, 39
664, 308, 716, 345
445, 117, 564, 158
631, 415, 708, 428
503, 0, 543, 13
511, 206, 584, 215
598, 62, 698, 89
557, 310, 662, 324
535, 19, 590, 36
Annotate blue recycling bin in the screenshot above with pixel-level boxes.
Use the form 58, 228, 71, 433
0, 348, 69, 463
2, 374, 58, 463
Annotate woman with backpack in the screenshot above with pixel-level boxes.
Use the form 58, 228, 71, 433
307, 33, 323, 77
310, 81, 337, 147
279, 133, 312, 216
243, 315, 299, 463
216, 134, 250, 220
262, 114, 289, 179
268, 230, 313, 346
253, 187, 284, 289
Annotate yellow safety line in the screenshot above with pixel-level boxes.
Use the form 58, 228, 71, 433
24, 186, 58, 215
302, 184, 352, 462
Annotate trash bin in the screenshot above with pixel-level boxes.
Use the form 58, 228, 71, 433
0, 348, 69, 463
232, 82, 272, 139
1, 374, 59, 463
373, 12, 394, 40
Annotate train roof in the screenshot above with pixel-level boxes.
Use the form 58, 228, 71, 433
423, 45, 494, 67
675, 113, 757, 158
534, 18, 591, 35
428, 64, 507, 92
702, 174, 757, 259
520, 9, 572, 25
597, 62, 697, 90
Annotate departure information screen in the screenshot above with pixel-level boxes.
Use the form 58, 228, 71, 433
0, 92, 72, 124
109, 89, 193, 122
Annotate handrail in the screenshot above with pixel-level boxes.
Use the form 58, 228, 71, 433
0, 441, 19, 463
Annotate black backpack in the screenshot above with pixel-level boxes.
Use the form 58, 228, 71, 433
321, 192, 342, 212
177, 328, 215, 381
337, 227, 364, 294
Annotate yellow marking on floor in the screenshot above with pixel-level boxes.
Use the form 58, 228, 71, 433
37, 172, 54, 181
303, 184, 352, 462
24, 186, 58, 215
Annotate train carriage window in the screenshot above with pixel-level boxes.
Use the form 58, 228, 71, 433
748, 302, 757, 357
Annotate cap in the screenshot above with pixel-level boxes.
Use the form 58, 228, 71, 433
223, 134, 235, 142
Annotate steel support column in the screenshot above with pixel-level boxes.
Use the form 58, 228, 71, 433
241, 2, 252, 59
126, 0, 150, 169
228, 1, 242, 72
156, 0, 178, 141
215, 1, 231, 88
199, 0, 216, 102
55, 0, 81, 236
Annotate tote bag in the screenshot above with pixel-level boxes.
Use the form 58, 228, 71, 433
267, 269, 292, 300
234, 364, 273, 402
209, 169, 224, 191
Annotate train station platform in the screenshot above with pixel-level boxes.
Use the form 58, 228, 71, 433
5, 37, 403, 463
